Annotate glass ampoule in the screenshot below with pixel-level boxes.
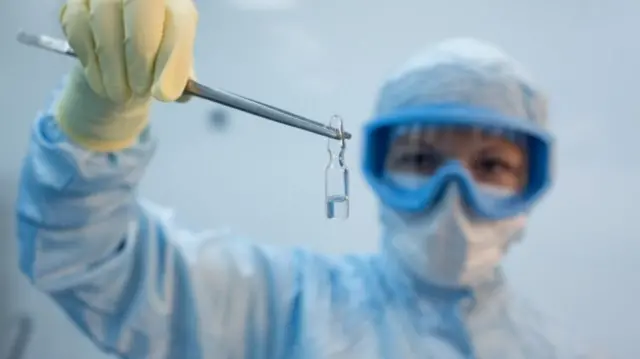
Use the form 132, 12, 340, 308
325, 115, 349, 219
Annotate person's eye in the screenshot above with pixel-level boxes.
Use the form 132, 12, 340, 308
475, 157, 517, 175
394, 152, 443, 172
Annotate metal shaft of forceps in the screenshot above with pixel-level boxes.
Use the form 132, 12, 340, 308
16, 31, 352, 141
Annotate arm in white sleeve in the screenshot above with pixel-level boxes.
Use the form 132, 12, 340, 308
15, 85, 314, 359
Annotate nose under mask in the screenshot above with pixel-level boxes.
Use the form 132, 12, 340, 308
380, 173, 528, 288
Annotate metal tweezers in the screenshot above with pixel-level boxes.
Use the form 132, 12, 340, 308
16, 31, 351, 141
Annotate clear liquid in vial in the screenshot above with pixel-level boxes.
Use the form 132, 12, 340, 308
326, 195, 349, 219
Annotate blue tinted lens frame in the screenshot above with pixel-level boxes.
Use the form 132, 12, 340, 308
362, 104, 554, 219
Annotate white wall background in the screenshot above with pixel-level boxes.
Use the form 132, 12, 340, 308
1, 0, 638, 357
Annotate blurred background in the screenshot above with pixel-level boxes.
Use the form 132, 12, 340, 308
1, 0, 638, 357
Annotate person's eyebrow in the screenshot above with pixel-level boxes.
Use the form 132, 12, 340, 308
478, 144, 525, 165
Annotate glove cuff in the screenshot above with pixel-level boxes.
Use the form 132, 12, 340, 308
55, 66, 152, 152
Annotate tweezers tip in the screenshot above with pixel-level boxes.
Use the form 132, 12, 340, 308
16, 30, 38, 46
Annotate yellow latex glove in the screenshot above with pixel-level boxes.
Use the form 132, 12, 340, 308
56, 0, 198, 151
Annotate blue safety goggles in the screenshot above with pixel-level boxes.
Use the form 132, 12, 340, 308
361, 103, 554, 220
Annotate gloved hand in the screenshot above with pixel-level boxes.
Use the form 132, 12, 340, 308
56, 0, 198, 151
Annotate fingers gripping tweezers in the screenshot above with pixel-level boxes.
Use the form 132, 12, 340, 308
16, 31, 352, 141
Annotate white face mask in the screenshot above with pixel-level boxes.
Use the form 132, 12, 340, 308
380, 173, 528, 288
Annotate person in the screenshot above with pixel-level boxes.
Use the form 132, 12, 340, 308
15, 0, 607, 358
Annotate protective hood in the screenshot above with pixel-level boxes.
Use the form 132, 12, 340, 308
368, 38, 550, 293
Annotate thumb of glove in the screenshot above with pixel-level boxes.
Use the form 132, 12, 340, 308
175, 68, 197, 103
